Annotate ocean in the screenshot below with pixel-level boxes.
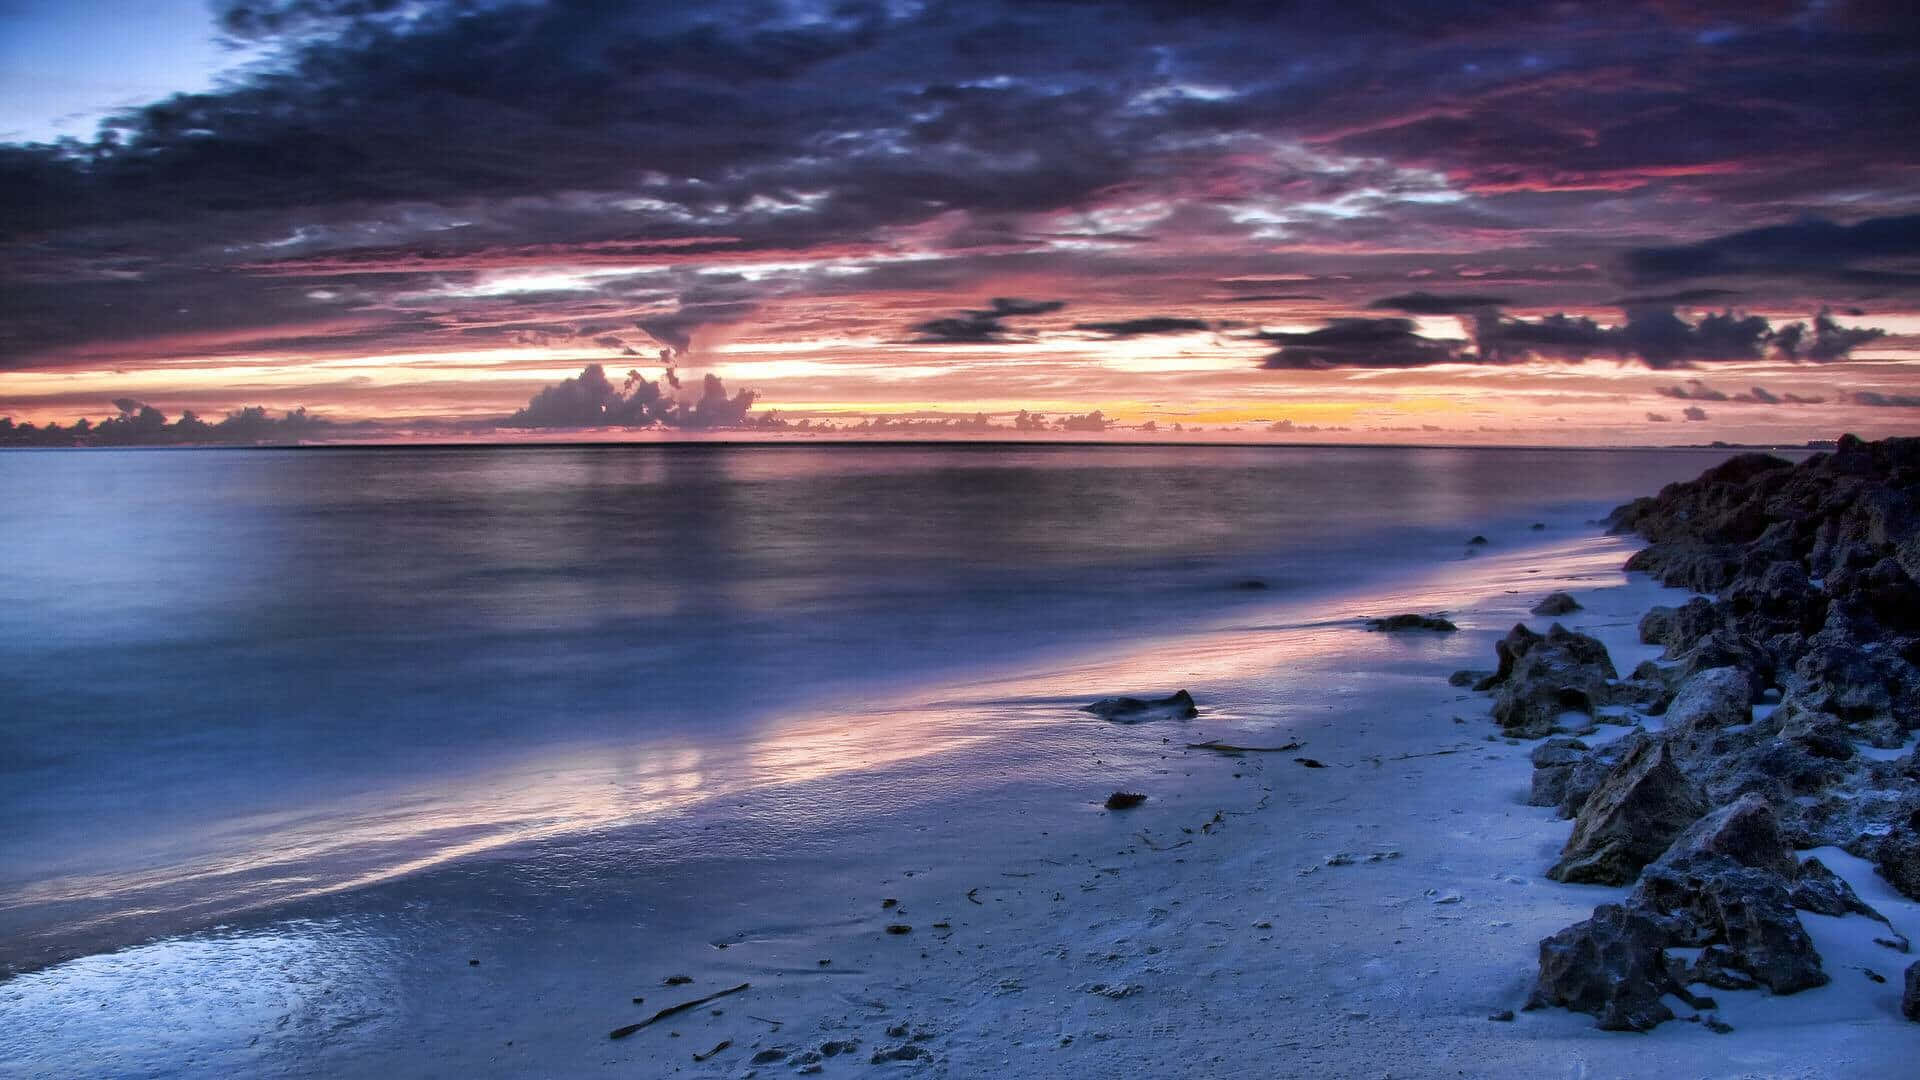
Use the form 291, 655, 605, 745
0, 442, 1736, 975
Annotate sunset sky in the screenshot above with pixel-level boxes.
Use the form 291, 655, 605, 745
3, 0, 1919, 443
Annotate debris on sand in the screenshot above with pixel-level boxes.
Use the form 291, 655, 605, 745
1366, 613, 1459, 632
1082, 689, 1199, 722
1105, 791, 1147, 810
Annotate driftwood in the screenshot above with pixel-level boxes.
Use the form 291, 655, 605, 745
1186, 739, 1304, 754
609, 983, 751, 1039
693, 1040, 732, 1062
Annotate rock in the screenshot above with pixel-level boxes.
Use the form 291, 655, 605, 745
1082, 689, 1197, 722
1548, 737, 1707, 885
1876, 821, 1920, 901
1790, 856, 1884, 920
1449, 668, 1491, 687
1488, 624, 1619, 738
1639, 597, 1725, 656
1468, 535, 1489, 546
1526, 904, 1685, 1031
1104, 791, 1146, 810
1531, 736, 1591, 768
1662, 667, 1754, 735
1488, 1009, 1514, 1021
1905, 961, 1920, 1021
1653, 792, 1798, 879
1531, 522, 1547, 531
870, 1044, 932, 1064
1632, 860, 1828, 994
1531, 592, 1581, 616
1528, 736, 1591, 809
1554, 732, 1642, 819
1231, 578, 1270, 590
1367, 613, 1458, 632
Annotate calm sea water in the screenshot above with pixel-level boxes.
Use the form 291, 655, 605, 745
0, 442, 1733, 970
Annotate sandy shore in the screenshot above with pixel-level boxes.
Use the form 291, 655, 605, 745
3, 531, 1914, 1078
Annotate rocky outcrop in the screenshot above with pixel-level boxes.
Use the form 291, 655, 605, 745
1547, 737, 1706, 885
1525, 904, 1694, 1032
1510, 438, 1920, 1028
1481, 623, 1618, 738
1905, 961, 1920, 1022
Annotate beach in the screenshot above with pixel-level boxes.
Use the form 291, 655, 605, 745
5, 510, 1912, 1078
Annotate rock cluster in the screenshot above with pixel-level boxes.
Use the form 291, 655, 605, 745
1494, 436, 1920, 1029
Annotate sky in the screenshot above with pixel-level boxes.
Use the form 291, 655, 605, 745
1, 0, 1918, 444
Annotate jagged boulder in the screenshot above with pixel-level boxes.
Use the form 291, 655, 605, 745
1876, 813, 1920, 901
1654, 792, 1798, 879
1790, 856, 1884, 920
1662, 667, 1754, 735
1632, 860, 1828, 994
1487, 623, 1618, 738
1548, 736, 1706, 885
1526, 904, 1687, 1032
1527, 736, 1590, 809
1905, 961, 1920, 1022
1639, 596, 1724, 657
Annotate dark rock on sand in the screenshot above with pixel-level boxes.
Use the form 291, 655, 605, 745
1526, 736, 1590, 809
1449, 668, 1491, 687
1548, 737, 1706, 885
1531, 592, 1582, 616
1104, 791, 1147, 810
1366, 613, 1458, 632
1653, 792, 1798, 880
1526, 904, 1686, 1031
1790, 856, 1885, 921
1905, 961, 1920, 1021
1468, 535, 1489, 546
1631, 861, 1826, 994
1484, 623, 1618, 738
1082, 690, 1197, 722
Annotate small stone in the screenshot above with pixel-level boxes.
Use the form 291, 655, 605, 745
1487, 1010, 1514, 1022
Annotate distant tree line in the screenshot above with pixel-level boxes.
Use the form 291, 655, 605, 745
0, 400, 337, 447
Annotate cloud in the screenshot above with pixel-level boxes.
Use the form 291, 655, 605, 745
1055, 410, 1110, 432
910, 298, 1067, 344
502, 363, 756, 429
1625, 215, 1920, 289
1073, 317, 1214, 337
1854, 390, 1920, 407
1646, 412, 1671, 422
1682, 405, 1709, 421
1474, 306, 1883, 368
1258, 318, 1467, 370
1254, 306, 1884, 370
1367, 292, 1508, 314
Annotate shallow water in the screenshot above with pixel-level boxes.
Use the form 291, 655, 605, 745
0, 443, 1736, 971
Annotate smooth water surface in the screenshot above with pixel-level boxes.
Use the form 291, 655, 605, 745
0, 443, 1733, 970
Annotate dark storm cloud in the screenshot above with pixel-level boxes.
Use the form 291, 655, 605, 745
1258, 318, 1467, 370
1073, 317, 1214, 337
1625, 215, 1920, 289
1367, 292, 1509, 314
1682, 406, 1709, 421
1256, 306, 1885, 370
910, 298, 1067, 344
1646, 412, 1671, 422
3, 0, 1919, 369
